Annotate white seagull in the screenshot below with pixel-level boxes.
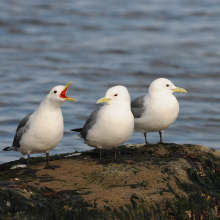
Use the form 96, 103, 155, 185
131, 78, 187, 145
71, 86, 134, 159
3, 81, 76, 169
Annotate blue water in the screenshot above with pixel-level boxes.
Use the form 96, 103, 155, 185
1, 0, 220, 164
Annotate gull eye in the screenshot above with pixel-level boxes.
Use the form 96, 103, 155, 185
54, 90, 57, 94
166, 84, 169, 87
114, 94, 118, 96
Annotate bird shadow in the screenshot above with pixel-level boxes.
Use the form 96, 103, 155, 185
23, 168, 40, 174
43, 165, 61, 170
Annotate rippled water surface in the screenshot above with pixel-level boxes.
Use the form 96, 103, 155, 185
1, 0, 220, 164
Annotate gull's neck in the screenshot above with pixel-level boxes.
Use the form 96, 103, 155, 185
107, 101, 131, 110
39, 98, 63, 112
148, 90, 173, 100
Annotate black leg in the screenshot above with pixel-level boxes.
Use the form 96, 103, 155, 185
46, 153, 49, 166
159, 131, 163, 144
27, 154, 30, 169
44, 153, 55, 169
144, 133, 148, 145
158, 131, 175, 145
114, 147, 117, 160
100, 148, 102, 159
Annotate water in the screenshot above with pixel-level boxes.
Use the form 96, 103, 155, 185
1, 0, 220, 164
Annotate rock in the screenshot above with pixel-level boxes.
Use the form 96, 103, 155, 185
0, 144, 220, 219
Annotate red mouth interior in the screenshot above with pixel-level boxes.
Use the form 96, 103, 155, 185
59, 87, 69, 99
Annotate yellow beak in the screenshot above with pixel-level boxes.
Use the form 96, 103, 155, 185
60, 81, 77, 102
97, 97, 111, 104
172, 87, 187, 93
65, 97, 77, 101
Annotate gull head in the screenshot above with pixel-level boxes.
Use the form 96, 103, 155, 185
149, 78, 187, 96
47, 81, 77, 103
97, 85, 131, 105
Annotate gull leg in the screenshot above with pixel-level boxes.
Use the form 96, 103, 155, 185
47, 153, 50, 166
159, 131, 163, 144
144, 133, 148, 146
158, 131, 175, 145
27, 154, 30, 169
96, 148, 106, 164
44, 153, 55, 169
24, 154, 35, 173
113, 147, 121, 163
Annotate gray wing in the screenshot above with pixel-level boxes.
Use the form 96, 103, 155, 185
80, 108, 101, 140
131, 95, 146, 118
12, 113, 33, 148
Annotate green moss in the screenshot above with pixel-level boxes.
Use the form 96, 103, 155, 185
0, 188, 169, 220
149, 203, 167, 220
117, 145, 126, 149
165, 194, 216, 220
171, 166, 219, 219
130, 184, 137, 189
139, 180, 150, 189
161, 167, 171, 175
167, 145, 180, 154
2, 144, 220, 219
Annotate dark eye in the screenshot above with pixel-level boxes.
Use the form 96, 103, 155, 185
114, 94, 118, 96
166, 84, 169, 87
54, 90, 57, 94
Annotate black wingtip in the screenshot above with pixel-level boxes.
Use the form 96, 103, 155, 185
3, 147, 11, 151
71, 128, 82, 132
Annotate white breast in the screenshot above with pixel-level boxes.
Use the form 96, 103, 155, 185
134, 95, 179, 133
19, 105, 64, 155
87, 104, 134, 149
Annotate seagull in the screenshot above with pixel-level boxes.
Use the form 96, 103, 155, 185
131, 78, 187, 145
71, 85, 134, 159
3, 81, 77, 169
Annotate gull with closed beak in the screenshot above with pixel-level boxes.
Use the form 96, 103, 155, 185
131, 78, 187, 145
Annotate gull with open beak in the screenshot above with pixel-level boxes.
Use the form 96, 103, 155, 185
131, 78, 187, 145
3, 81, 76, 169
71, 85, 134, 159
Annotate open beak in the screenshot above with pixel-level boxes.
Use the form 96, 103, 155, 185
172, 87, 187, 93
97, 97, 111, 104
59, 81, 77, 101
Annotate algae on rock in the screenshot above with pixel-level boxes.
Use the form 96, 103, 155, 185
1, 143, 220, 219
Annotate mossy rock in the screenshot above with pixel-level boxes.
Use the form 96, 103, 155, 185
1, 144, 220, 219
